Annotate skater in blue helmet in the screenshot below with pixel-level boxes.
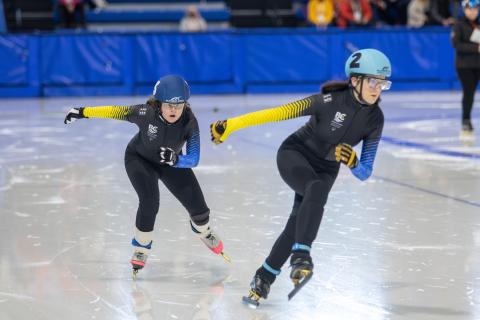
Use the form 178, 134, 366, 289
210, 49, 391, 306
64, 75, 229, 279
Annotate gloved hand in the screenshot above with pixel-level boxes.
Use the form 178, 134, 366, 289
210, 120, 227, 144
64, 107, 85, 124
335, 143, 358, 168
159, 147, 178, 166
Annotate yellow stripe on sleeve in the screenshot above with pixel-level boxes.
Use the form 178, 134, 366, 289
221, 97, 314, 142
83, 106, 131, 121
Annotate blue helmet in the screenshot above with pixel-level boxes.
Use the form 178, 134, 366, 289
462, 0, 480, 8
345, 48, 391, 78
153, 75, 190, 103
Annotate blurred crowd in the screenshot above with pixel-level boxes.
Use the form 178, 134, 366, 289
298, 0, 464, 29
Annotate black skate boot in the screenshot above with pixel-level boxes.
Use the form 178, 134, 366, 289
242, 273, 273, 308
288, 252, 313, 300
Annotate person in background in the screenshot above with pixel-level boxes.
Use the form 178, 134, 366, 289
451, 0, 480, 140
430, 0, 460, 26
179, 5, 207, 32
336, 0, 373, 28
370, 0, 409, 25
407, 0, 430, 28
58, 0, 85, 28
307, 0, 335, 27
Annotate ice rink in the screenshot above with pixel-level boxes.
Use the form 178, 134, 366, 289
0, 91, 479, 320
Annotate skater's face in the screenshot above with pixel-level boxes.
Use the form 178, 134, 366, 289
464, 6, 479, 21
161, 102, 185, 123
351, 75, 390, 105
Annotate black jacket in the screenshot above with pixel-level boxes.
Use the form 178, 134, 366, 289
451, 18, 480, 69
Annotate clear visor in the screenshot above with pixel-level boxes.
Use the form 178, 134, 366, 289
366, 77, 392, 91
162, 102, 186, 110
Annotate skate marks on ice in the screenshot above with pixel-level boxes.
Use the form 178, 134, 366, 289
0, 93, 479, 319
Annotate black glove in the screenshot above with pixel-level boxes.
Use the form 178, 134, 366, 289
159, 147, 178, 166
210, 120, 227, 144
64, 107, 85, 124
335, 143, 358, 168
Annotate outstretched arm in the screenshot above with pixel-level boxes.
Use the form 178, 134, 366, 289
210, 96, 319, 144
64, 105, 139, 124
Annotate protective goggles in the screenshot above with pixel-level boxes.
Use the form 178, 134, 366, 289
162, 102, 186, 110
366, 77, 392, 91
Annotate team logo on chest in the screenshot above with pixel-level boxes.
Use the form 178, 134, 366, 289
147, 124, 158, 141
330, 111, 346, 131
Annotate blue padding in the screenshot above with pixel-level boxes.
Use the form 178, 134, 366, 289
245, 32, 330, 82
0, 36, 30, 85
262, 262, 281, 276
134, 33, 233, 82
292, 243, 311, 252
40, 35, 124, 85
86, 9, 230, 23
0, 28, 465, 97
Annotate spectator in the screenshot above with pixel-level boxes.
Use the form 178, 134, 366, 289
407, 0, 430, 28
58, 0, 85, 28
370, 0, 409, 25
430, 0, 461, 26
336, 0, 373, 28
179, 5, 207, 32
307, 0, 335, 27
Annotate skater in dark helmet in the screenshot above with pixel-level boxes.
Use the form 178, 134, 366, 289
64, 75, 229, 279
451, 0, 480, 142
210, 49, 391, 306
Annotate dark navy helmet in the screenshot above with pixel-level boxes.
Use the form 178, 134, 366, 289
153, 75, 190, 103
463, 0, 480, 8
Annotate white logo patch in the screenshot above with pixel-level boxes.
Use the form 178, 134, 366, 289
323, 94, 332, 103
166, 96, 183, 103
147, 124, 158, 141
153, 81, 160, 95
330, 112, 346, 131
139, 107, 147, 116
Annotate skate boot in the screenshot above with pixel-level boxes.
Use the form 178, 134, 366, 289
460, 119, 475, 143
190, 221, 230, 262
242, 273, 273, 308
131, 238, 152, 280
288, 250, 314, 300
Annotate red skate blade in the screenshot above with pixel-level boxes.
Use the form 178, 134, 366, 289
131, 260, 145, 268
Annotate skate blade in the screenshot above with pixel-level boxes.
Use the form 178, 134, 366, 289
132, 269, 139, 280
220, 252, 231, 263
288, 271, 313, 301
460, 131, 476, 143
242, 291, 260, 308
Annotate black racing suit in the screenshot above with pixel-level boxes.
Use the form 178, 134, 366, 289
82, 104, 209, 232
220, 87, 383, 281
451, 17, 480, 122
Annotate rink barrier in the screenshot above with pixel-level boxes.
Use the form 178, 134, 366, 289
0, 27, 459, 97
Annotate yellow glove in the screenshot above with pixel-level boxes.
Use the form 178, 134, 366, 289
210, 120, 227, 144
335, 143, 358, 168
